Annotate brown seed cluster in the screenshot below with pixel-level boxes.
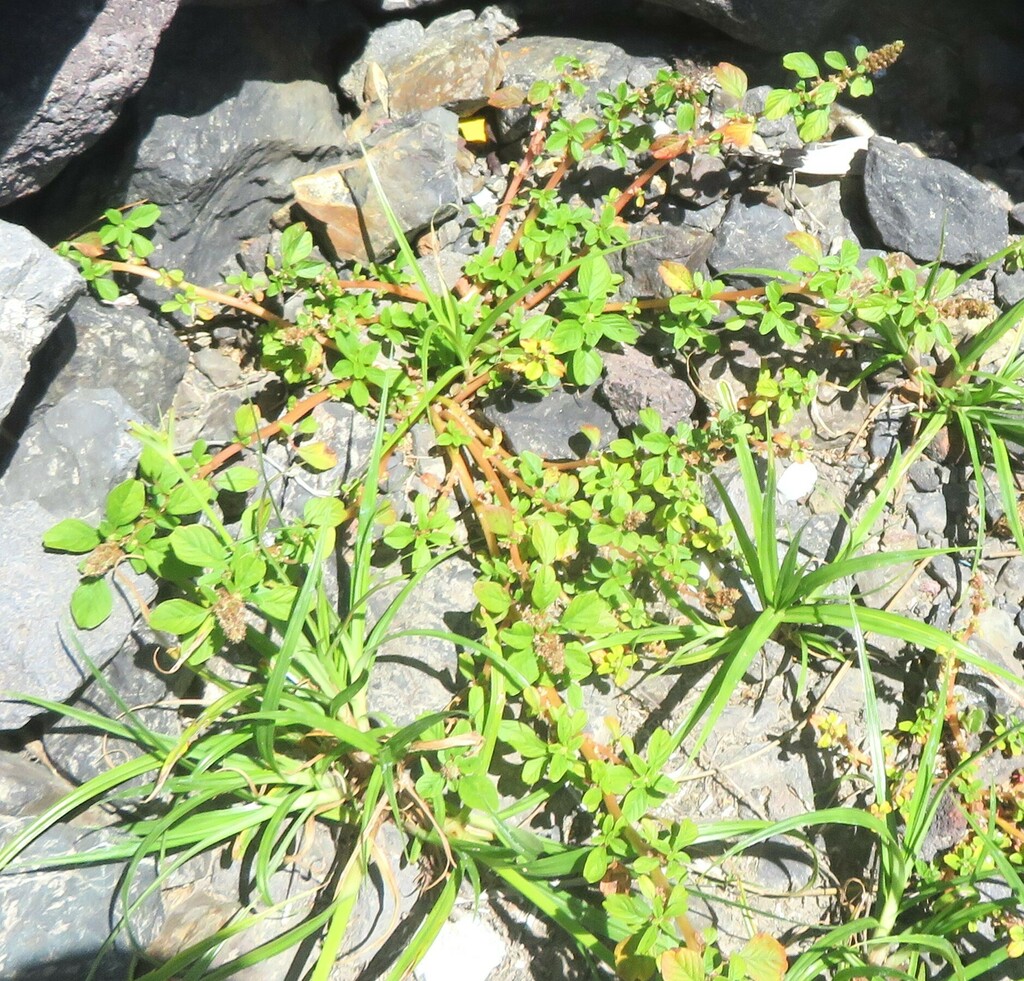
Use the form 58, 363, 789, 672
82, 541, 124, 577
861, 42, 905, 75
213, 589, 248, 643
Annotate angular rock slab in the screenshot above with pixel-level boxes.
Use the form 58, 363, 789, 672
708, 196, 800, 283
0, 220, 82, 427
0, 388, 143, 520
0, 499, 156, 731
863, 138, 1008, 266
0, 0, 181, 205
339, 9, 509, 116
103, 1, 355, 279
34, 293, 189, 427
640, 0, 849, 51
294, 108, 461, 263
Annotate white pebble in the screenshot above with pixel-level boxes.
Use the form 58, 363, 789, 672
415, 916, 506, 981
777, 460, 818, 502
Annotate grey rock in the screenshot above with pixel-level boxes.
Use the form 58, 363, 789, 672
790, 178, 858, 248
0, 751, 76, 820
994, 265, 1024, 307
669, 153, 733, 208
42, 642, 186, 787
0, 388, 141, 519
0, 499, 156, 730
610, 213, 714, 300
908, 459, 942, 493
0, 220, 83, 426
601, 347, 696, 430
0, 0, 181, 204
863, 138, 1008, 266
34, 293, 189, 426
0, 815, 163, 981
484, 384, 615, 459
707, 196, 800, 285
905, 491, 947, 538
293, 108, 461, 264
367, 555, 477, 726
47, 2, 355, 281
339, 9, 510, 116
192, 347, 243, 390
640, 0, 848, 51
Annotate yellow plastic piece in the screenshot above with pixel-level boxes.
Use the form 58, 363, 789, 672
459, 115, 489, 144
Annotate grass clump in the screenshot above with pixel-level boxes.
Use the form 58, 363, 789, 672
3, 40, 1022, 981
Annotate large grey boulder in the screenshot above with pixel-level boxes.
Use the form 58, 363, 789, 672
0, 0, 181, 205
34, 2, 358, 281
0, 499, 154, 732
640, 0, 850, 51
0, 220, 82, 427
863, 138, 1009, 266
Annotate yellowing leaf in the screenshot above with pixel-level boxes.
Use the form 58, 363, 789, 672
614, 937, 657, 981
785, 230, 823, 258
713, 62, 748, 102
735, 933, 788, 981
659, 260, 694, 293
459, 115, 489, 144
650, 134, 689, 160
659, 947, 705, 981
296, 441, 338, 471
719, 120, 754, 148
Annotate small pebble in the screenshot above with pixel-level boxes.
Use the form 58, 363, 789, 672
777, 460, 817, 502
416, 916, 505, 981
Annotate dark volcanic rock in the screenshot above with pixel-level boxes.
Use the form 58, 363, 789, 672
0, 0, 181, 205
707, 196, 800, 283
639, 0, 850, 51
863, 138, 1008, 265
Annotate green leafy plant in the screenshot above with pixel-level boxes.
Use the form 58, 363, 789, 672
15, 38, 1024, 981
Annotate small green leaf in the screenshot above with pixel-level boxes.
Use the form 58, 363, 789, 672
763, 88, 798, 119
303, 497, 347, 527
168, 525, 228, 568
797, 108, 831, 142
560, 592, 618, 635
529, 519, 559, 565
530, 565, 560, 611
782, 51, 820, 79
577, 253, 614, 298
250, 583, 299, 620
474, 580, 510, 616
234, 404, 262, 439
849, 75, 874, 98
43, 519, 101, 553
823, 50, 849, 71
106, 478, 146, 527
280, 223, 313, 266
570, 347, 603, 386
458, 773, 499, 812
71, 577, 113, 629
214, 467, 260, 493
126, 203, 161, 229
149, 598, 211, 635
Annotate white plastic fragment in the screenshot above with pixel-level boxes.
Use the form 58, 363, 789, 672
777, 460, 818, 502
779, 136, 870, 176
415, 915, 506, 981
